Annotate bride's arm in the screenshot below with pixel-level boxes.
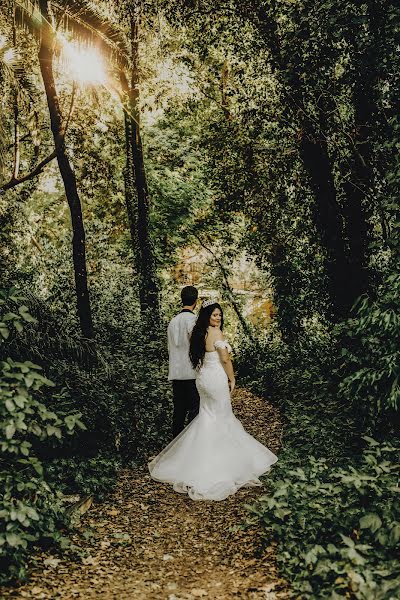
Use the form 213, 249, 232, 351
214, 333, 236, 393
219, 351, 235, 394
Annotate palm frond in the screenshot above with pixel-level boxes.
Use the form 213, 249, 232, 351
0, 44, 19, 70
13, 65, 39, 103
0, 33, 40, 175
53, 0, 130, 69
15, 0, 130, 69
14, 0, 43, 40
0, 35, 40, 105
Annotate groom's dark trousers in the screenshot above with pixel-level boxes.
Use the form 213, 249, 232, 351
172, 379, 200, 438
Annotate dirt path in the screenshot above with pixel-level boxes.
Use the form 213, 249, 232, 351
2, 389, 289, 600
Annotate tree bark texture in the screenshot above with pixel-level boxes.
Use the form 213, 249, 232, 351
38, 0, 94, 338
121, 14, 160, 319
299, 124, 352, 318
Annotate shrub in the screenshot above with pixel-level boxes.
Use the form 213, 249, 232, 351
236, 327, 360, 460
1, 279, 171, 462
0, 288, 86, 583
338, 271, 400, 432
44, 455, 120, 502
247, 438, 400, 599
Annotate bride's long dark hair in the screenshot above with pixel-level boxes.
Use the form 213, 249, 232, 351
189, 303, 224, 369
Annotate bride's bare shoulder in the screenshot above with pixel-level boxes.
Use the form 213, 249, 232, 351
207, 327, 224, 341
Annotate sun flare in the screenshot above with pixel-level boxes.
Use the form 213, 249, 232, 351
60, 39, 107, 85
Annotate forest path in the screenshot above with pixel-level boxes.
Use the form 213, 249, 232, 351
4, 389, 288, 600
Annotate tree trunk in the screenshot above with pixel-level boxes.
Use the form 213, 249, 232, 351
299, 123, 351, 319
38, 0, 94, 338
340, 0, 387, 302
122, 109, 138, 260
121, 14, 160, 319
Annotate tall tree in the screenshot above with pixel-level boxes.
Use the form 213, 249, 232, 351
119, 3, 160, 320
164, 0, 379, 320
238, 0, 364, 320
37, 0, 94, 338
7, 0, 130, 337
340, 0, 391, 298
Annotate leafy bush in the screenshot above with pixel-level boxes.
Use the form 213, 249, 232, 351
44, 455, 120, 502
237, 274, 399, 598
1, 277, 171, 462
247, 438, 400, 599
0, 289, 86, 583
338, 271, 400, 431
237, 327, 360, 460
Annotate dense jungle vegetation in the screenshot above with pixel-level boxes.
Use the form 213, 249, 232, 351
0, 0, 399, 598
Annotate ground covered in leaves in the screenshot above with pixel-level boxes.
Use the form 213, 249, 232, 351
2, 389, 289, 600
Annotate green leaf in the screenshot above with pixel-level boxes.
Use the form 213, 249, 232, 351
389, 524, 400, 545
32, 461, 43, 476
0, 326, 10, 339
64, 415, 76, 431
362, 436, 379, 447
23, 361, 42, 370
14, 320, 24, 332
14, 395, 26, 408
5, 423, 16, 439
5, 398, 15, 412
2, 312, 19, 321
339, 535, 355, 548
6, 532, 21, 547
46, 425, 61, 437
359, 513, 382, 533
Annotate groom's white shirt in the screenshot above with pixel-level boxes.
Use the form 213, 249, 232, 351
168, 311, 197, 380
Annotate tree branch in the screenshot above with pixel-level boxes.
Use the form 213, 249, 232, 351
1, 75, 76, 193
0, 150, 56, 193
194, 234, 254, 339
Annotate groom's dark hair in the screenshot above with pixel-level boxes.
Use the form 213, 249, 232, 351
181, 285, 198, 306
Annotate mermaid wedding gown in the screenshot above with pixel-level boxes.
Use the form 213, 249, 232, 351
148, 341, 278, 501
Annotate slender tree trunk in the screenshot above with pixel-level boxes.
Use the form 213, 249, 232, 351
340, 127, 372, 307
38, 0, 94, 338
121, 13, 160, 319
11, 11, 20, 181
122, 109, 138, 258
221, 59, 231, 121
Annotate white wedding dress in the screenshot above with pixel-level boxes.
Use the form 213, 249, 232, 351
148, 341, 278, 501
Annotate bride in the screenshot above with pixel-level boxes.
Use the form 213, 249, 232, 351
148, 299, 277, 501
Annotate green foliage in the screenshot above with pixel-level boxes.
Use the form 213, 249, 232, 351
45, 455, 120, 502
0, 288, 38, 340
1, 2, 399, 596
238, 272, 399, 595
76, 273, 171, 459
0, 290, 86, 583
237, 328, 360, 460
339, 271, 400, 428
247, 439, 400, 599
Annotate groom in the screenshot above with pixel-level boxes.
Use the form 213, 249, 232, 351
168, 285, 200, 438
